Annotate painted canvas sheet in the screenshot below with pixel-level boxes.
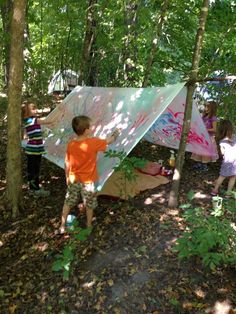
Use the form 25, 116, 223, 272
43, 83, 216, 190
144, 87, 216, 157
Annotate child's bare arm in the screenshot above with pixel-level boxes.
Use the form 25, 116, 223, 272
38, 116, 56, 127
65, 160, 70, 185
220, 145, 225, 157
22, 128, 27, 140
106, 129, 120, 144
207, 121, 217, 134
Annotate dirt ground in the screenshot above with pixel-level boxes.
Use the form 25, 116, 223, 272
0, 102, 236, 314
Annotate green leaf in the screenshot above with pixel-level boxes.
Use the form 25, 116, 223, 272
63, 262, 71, 271
63, 270, 70, 281
170, 298, 180, 306
179, 203, 191, 209
52, 260, 63, 272
63, 245, 74, 259
187, 190, 195, 201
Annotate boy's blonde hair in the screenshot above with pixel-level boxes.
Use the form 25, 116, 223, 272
72, 115, 91, 135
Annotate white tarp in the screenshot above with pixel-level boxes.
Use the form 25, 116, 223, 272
44, 83, 217, 190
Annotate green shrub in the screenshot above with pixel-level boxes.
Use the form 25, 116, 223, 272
52, 222, 92, 280
175, 193, 236, 270
104, 149, 147, 199
105, 149, 147, 181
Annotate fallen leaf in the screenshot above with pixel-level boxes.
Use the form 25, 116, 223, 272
9, 304, 17, 314
107, 279, 114, 286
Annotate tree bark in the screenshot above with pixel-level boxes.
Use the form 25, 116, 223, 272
168, 0, 210, 208
6, 0, 27, 217
78, 0, 97, 86
123, 0, 139, 85
142, 0, 169, 87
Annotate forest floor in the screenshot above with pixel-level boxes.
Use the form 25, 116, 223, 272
0, 97, 236, 314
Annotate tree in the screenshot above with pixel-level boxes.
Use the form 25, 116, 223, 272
1, 0, 233, 94
122, 0, 139, 85
0, 0, 13, 89
142, 0, 169, 87
78, 0, 98, 86
6, 0, 27, 217
168, 0, 210, 208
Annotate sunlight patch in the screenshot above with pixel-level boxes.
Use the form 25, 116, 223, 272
194, 288, 205, 298
194, 192, 208, 199
144, 197, 152, 205
144, 193, 166, 205
166, 209, 179, 216
212, 300, 232, 314
82, 281, 96, 289
32, 242, 49, 252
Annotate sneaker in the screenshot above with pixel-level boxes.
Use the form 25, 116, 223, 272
34, 189, 50, 197
58, 226, 66, 235
210, 190, 218, 196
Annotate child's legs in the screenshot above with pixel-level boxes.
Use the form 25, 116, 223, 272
86, 207, 94, 228
81, 183, 97, 228
213, 175, 225, 192
27, 154, 42, 190
61, 203, 71, 229
60, 183, 82, 229
227, 176, 236, 192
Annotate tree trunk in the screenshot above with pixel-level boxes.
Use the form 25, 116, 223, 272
78, 0, 97, 86
6, 0, 27, 218
142, 0, 169, 87
123, 0, 139, 85
0, 0, 13, 89
168, 0, 210, 208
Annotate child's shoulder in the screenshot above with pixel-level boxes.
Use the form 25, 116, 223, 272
232, 134, 236, 143
220, 135, 236, 145
90, 136, 106, 142
211, 115, 217, 121
24, 116, 36, 125
24, 116, 33, 121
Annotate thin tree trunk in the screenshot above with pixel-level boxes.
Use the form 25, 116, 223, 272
6, 0, 27, 217
142, 0, 169, 87
0, 0, 13, 90
78, 0, 97, 86
123, 0, 139, 85
168, 0, 210, 208
87, 48, 97, 86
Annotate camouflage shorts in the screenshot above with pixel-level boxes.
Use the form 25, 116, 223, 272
64, 182, 98, 209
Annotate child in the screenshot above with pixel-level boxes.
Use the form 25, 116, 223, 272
22, 102, 55, 196
59, 115, 119, 234
191, 101, 219, 170
211, 119, 236, 197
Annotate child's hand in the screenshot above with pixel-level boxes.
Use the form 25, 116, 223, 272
46, 121, 56, 129
112, 129, 120, 140
106, 129, 120, 144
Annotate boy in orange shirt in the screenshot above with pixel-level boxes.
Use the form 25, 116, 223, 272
59, 115, 119, 234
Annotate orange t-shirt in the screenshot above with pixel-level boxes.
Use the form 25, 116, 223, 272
65, 137, 107, 184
